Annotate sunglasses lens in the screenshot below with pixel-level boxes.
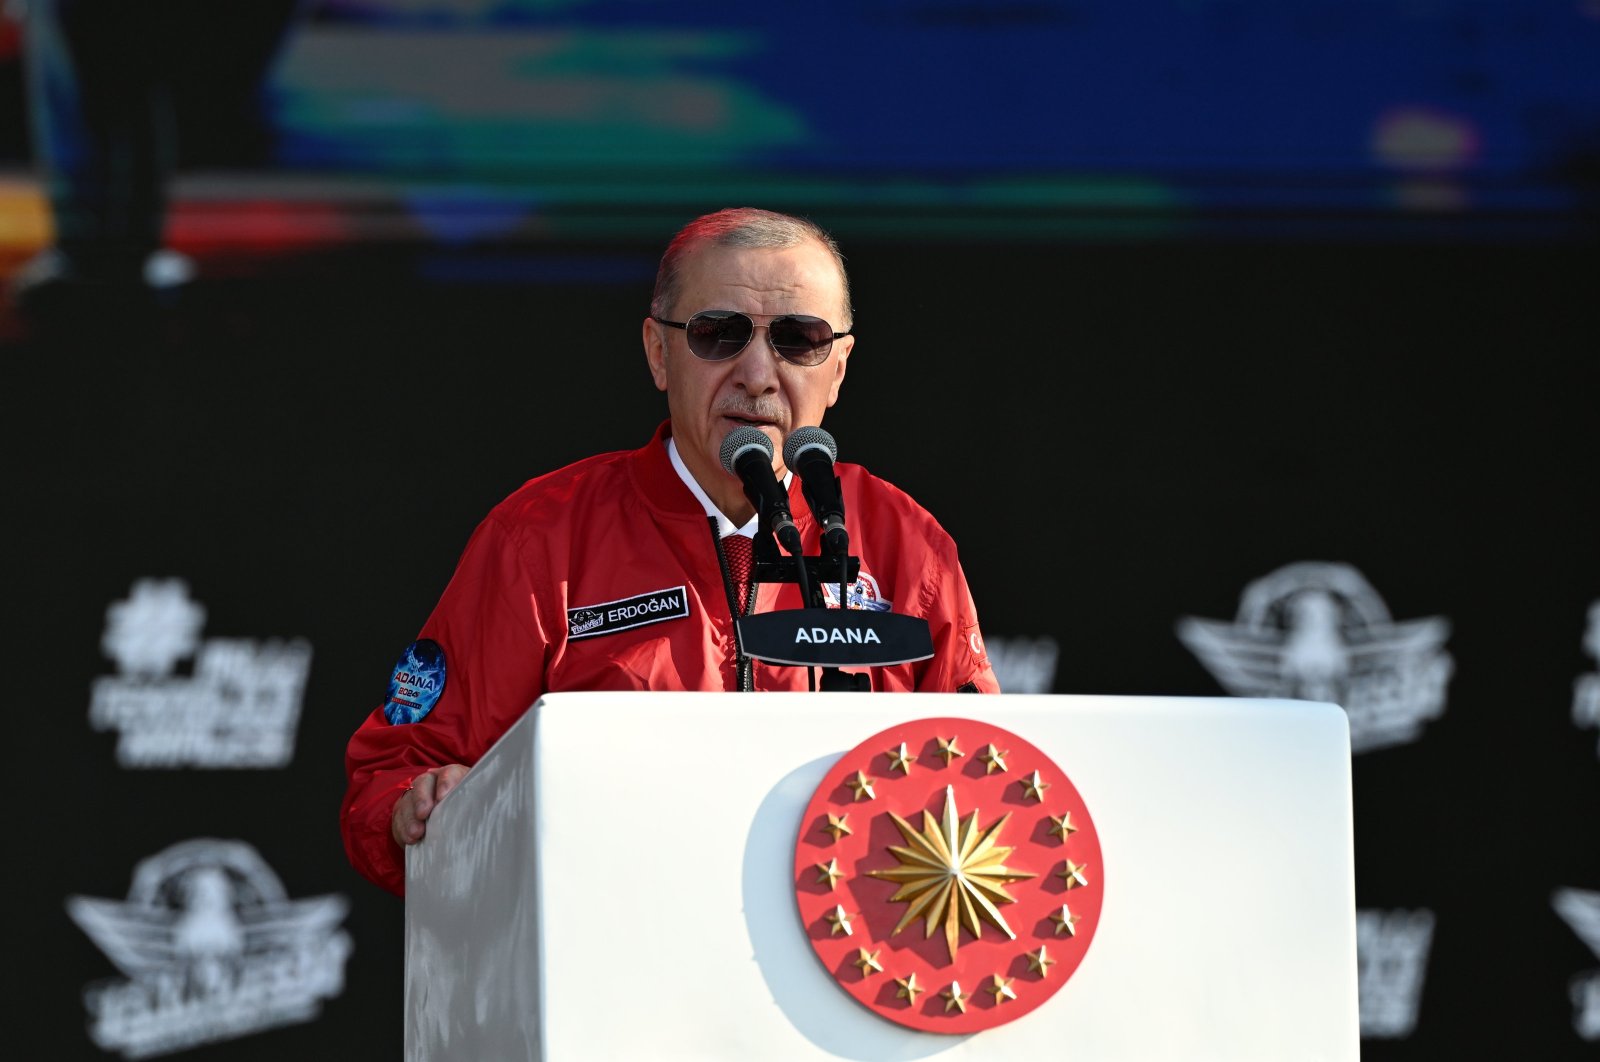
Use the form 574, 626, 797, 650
684, 311, 754, 361
769, 315, 834, 366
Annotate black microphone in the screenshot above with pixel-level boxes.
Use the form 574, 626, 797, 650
783, 426, 848, 556
719, 427, 802, 554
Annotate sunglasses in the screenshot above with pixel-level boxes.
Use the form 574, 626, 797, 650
652, 310, 850, 367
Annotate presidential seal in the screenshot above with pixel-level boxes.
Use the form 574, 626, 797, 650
794, 717, 1103, 1033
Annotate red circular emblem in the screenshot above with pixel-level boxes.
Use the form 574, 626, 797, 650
794, 717, 1103, 1033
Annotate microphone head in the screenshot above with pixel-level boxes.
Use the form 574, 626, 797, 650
783, 425, 838, 468
719, 426, 774, 475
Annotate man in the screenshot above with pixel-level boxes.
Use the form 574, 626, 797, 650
341, 207, 998, 895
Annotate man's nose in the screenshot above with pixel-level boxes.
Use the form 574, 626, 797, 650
730, 326, 782, 392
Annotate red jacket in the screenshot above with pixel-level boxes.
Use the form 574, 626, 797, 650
342, 423, 998, 894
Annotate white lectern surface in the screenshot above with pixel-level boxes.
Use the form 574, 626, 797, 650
407, 693, 1357, 1061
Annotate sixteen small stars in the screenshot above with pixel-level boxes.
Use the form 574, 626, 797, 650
812, 732, 1095, 1019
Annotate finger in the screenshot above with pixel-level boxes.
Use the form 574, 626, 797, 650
410, 770, 439, 818
434, 763, 469, 801
391, 791, 425, 847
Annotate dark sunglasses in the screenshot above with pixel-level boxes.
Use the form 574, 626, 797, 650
651, 310, 850, 367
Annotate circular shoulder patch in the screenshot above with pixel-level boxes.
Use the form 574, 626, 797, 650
383, 639, 447, 725
794, 716, 1103, 1034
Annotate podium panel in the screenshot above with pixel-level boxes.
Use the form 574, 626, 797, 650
406, 692, 1357, 1060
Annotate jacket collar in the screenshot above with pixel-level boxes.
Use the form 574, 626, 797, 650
630, 421, 710, 521
630, 420, 813, 533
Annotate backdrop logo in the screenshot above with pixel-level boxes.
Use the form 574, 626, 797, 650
1357, 908, 1434, 1039
1573, 600, 1600, 758
986, 636, 1060, 694
1553, 888, 1600, 1041
66, 839, 352, 1059
89, 579, 312, 768
1177, 561, 1453, 753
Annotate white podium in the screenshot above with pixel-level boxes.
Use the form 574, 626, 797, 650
405, 692, 1358, 1060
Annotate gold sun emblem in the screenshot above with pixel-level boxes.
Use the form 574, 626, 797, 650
865, 785, 1037, 963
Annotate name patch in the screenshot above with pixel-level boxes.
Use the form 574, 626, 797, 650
568, 586, 690, 641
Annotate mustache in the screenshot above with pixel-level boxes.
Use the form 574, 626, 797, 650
714, 398, 787, 423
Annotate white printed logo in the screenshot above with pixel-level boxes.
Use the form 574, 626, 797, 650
1554, 888, 1600, 1041
1573, 600, 1600, 758
986, 635, 1061, 694
1177, 561, 1453, 753
66, 839, 352, 1059
89, 579, 312, 768
1357, 907, 1435, 1039
820, 570, 892, 611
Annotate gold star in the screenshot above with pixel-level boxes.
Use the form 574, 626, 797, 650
979, 744, 1009, 774
1027, 945, 1057, 976
824, 905, 854, 936
1050, 904, 1082, 936
935, 735, 964, 765
887, 741, 917, 774
816, 858, 845, 889
820, 812, 852, 840
853, 948, 883, 977
1056, 859, 1089, 889
987, 974, 1017, 1004
846, 770, 876, 801
895, 972, 926, 1004
1020, 770, 1050, 801
942, 981, 969, 1014
1046, 812, 1078, 842
865, 785, 1037, 963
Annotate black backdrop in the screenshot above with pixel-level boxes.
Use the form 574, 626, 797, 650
12, 233, 1599, 1058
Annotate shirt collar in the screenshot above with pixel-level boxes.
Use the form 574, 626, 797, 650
667, 436, 791, 539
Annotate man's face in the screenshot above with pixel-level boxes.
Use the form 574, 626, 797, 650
643, 238, 854, 490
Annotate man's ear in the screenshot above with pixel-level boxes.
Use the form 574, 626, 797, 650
643, 317, 669, 392
825, 333, 853, 408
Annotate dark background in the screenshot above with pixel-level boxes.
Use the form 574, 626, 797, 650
5, 1, 1598, 1058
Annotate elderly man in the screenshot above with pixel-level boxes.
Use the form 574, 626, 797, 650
341, 207, 998, 895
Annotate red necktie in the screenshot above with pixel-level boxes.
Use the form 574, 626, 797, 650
723, 534, 754, 613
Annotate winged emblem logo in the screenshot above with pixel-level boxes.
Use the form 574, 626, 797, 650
66, 839, 351, 1058
1554, 888, 1600, 1041
1177, 561, 1453, 752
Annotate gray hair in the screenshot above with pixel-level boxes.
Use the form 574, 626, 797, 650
650, 207, 853, 328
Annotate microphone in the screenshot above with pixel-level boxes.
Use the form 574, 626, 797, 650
719, 427, 802, 553
783, 426, 848, 556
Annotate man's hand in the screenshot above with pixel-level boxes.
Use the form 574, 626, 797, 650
391, 764, 470, 847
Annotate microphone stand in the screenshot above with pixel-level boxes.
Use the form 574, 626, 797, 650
749, 495, 871, 694
814, 516, 869, 693
732, 437, 931, 691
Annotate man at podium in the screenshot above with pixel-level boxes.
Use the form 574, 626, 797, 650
341, 207, 999, 894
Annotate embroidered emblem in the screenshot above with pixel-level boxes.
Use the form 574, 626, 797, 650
384, 639, 446, 725
821, 570, 892, 611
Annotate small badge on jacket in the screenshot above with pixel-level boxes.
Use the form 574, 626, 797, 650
384, 639, 447, 724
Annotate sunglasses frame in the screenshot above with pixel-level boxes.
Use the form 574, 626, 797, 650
651, 310, 852, 367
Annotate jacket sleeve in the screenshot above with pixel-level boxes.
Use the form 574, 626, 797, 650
340, 513, 552, 895
914, 539, 1001, 694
